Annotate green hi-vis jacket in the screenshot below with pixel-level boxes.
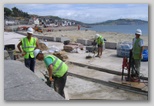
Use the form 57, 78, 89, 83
132, 38, 142, 59
22, 37, 36, 59
44, 55, 68, 78
96, 35, 104, 45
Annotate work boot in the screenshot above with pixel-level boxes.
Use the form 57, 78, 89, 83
95, 55, 99, 57
132, 77, 140, 82
99, 54, 102, 58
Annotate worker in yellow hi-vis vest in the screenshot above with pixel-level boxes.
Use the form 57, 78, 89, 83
95, 34, 104, 58
17, 27, 40, 72
34, 49, 68, 98
132, 29, 144, 78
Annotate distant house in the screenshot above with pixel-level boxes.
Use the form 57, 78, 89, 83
72, 22, 76, 25
67, 21, 72, 26
5, 20, 15, 25
62, 20, 67, 26
4, 16, 19, 26
28, 18, 34, 25
61, 20, 75, 26
54, 20, 60, 26
28, 17, 40, 26
34, 18, 39, 26
29, 17, 76, 27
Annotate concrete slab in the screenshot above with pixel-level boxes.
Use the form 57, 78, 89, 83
60, 37, 70, 43
4, 60, 64, 100
56, 37, 61, 42
44, 36, 54, 41
87, 40, 93, 46
105, 42, 117, 49
77, 39, 87, 45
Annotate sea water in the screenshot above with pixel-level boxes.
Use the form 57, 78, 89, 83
81, 24, 148, 36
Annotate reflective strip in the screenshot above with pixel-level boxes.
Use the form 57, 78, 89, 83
24, 38, 26, 48
53, 61, 63, 75
24, 46, 35, 48
26, 51, 34, 53
52, 57, 58, 65
33, 38, 36, 46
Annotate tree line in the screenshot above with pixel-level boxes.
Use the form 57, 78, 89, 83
4, 7, 30, 18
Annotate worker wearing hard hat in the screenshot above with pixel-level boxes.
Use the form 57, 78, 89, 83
132, 29, 144, 78
17, 27, 40, 72
95, 34, 105, 58
34, 49, 68, 98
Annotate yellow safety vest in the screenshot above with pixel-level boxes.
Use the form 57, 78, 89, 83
44, 55, 68, 77
22, 37, 36, 59
132, 38, 142, 59
97, 35, 104, 45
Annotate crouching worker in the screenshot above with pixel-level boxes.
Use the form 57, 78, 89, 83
34, 49, 68, 98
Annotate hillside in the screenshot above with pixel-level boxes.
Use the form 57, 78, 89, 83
4, 7, 84, 25
89, 19, 148, 25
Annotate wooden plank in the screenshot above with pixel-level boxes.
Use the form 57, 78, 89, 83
110, 80, 146, 90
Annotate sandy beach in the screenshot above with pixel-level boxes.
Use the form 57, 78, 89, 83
5, 25, 148, 46
42, 28, 148, 46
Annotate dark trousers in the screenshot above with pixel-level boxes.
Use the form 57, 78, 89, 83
53, 72, 67, 98
24, 56, 35, 72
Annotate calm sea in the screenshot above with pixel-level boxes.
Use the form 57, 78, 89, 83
81, 24, 148, 36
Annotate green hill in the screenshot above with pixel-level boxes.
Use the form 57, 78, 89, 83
89, 19, 148, 25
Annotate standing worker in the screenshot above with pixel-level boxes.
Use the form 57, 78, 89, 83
132, 29, 144, 78
34, 49, 68, 98
17, 27, 40, 72
95, 34, 104, 58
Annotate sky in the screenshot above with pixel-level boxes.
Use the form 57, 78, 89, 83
4, 4, 148, 23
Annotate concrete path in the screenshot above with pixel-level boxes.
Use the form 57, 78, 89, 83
67, 49, 148, 78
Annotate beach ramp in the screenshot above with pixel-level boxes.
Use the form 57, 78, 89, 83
4, 60, 64, 100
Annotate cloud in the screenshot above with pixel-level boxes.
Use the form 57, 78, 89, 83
4, 4, 148, 23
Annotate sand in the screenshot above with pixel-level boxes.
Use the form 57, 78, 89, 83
42, 29, 148, 46
4, 25, 148, 46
